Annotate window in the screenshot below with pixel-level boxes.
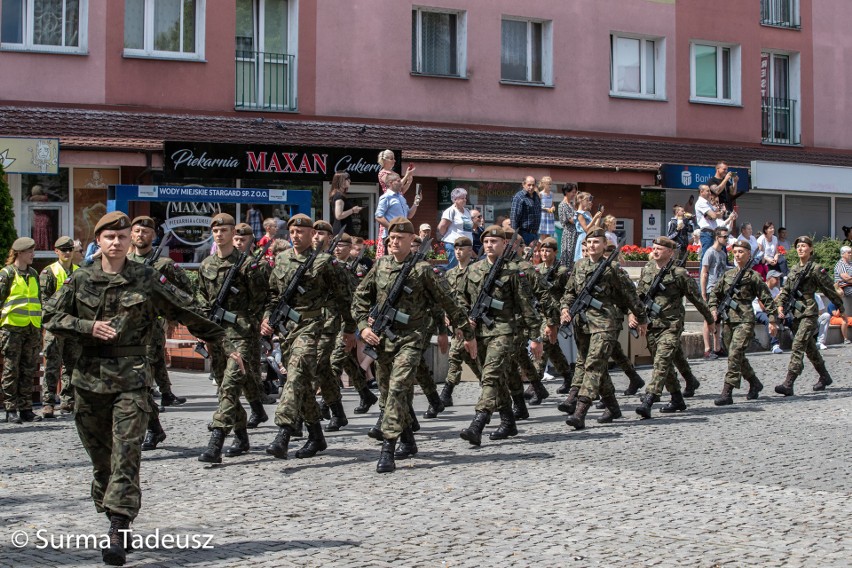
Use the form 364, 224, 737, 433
610, 33, 664, 99
761, 51, 800, 145
411, 7, 466, 78
1, 0, 87, 53
690, 42, 741, 104
124, 0, 205, 60
501, 17, 552, 85
760, 0, 800, 29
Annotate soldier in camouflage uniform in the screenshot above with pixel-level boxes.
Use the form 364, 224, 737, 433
197, 214, 269, 463
38, 236, 80, 418
633, 237, 715, 418
774, 235, 845, 396
560, 229, 648, 430
43, 211, 239, 566
439, 236, 481, 408
263, 214, 356, 461
709, 240, 777, 406
457, 226, 546, 446
0, 237, 43, 424
353, 217, 473, 473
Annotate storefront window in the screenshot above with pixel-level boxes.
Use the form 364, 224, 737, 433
21, 168, 69, 252
438, 180, 519, 225
239, 178, 322, 228
73, 168, 119, 249
785, 195, 830, 240
836, 197, 852, 240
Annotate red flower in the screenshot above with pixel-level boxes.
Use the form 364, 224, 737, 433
777, 245, 786, 255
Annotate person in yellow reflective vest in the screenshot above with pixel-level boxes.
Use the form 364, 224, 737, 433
39, 236, 80, 418
0, 237, 43, 424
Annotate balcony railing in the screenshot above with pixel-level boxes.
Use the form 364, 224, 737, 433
762, 97, 799, 145
235, 50, 296, 111
760, 0, 801, 29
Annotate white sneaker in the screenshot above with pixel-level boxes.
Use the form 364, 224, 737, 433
771, 345, 783, 354
818, 342, 828, 350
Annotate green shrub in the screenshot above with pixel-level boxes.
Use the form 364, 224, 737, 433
0, 167, 17, 261
812, 237, 843, 269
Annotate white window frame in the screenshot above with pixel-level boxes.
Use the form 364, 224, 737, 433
500, 16, 553, 86
690, 41, 741, 106
761, 49, 801, 145
0, 0, 88, 54
609, 32, 665, 100
411, 6, 467, 78
123, 0, 206, 62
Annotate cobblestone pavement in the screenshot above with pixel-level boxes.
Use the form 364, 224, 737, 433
1, 347, 851, 567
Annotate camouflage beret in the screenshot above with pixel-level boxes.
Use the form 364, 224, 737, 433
234, 223, 254, 237
653, 236, 677, 249
731, 240, 752, 251
793, 235, 813, 247
586, 228, 607, 240
131, 215, 156, 229
540, 237, 558, 250
313, 220, 333, 233
482, 225, 506, 239
94, 211, 131, 235
11, 237, 36, 252
454, 236, 473, 248
413, 236, 423, 244
503, 227, 516, 239
288, 213, 313, 228
339, 233, 352, 244
605, 243, 617, 253
54, 236, 74, 250
388, 216, 415, 235
210, 213, 236, 228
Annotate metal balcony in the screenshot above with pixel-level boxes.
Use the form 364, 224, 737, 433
761, 97, 799, 145
235, 50, 296, 111
760, 0, 801, 29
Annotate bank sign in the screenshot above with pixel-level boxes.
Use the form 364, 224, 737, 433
659, 164, 750, 192
164, 141, 400, 183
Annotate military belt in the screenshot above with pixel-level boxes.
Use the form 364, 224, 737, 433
81, 346, 148, 358
296, 309, 323, 320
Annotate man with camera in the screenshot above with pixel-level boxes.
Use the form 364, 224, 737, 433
709, 161, 742, 213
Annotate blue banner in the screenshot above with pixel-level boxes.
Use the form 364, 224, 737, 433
660, 164, 750, 192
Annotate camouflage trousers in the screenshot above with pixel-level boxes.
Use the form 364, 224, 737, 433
374, 331, 424, 440
445, 333, 481, 386
313, 332, 343, 405
645, 327, 683, 396
147, 320, 172, 394
41, 330, 79, 405
787, 316, 823, 376
210, 335, 263, 404
611, 340, 637, 375
74, 387, 150, 521
574, 328, 617, 400
673, 345, 697, 383
511, 332, 538, 390
210, 336, 255, 433
474, 334, 513, 413
1, 325, 41, 411
329, 332, 366, 391
274, 323, 323, 428
415, 348, 438, 398
534, 324, 573, 381
722, 322, 758, 389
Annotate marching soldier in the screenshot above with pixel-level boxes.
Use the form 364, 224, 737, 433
39, 236, 80, 418
43, 211, 240, 566
774, 236, 845, 396
710, 240, 777, 406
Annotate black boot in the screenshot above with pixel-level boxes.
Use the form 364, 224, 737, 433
159, 390, 186, 410
594, 397, 606, 410
746, 376, 764, 400
565, 397, 591, 430
376, 438, 397, 473
395, 428, 418, 459
409, 405, 421, 432
225, 428, 250, 457
19, 409, 42, 422
141, 426, 166, 451
325, 401, 349, 432
557, 386, 579, 414
683, 373, 701, 398
596, 395, 622, 423
368, 410, 385, 441
523, 383, 536, 400
319, 400, 331, 421
556, 364, 575, 394
102, 514, 130, 566
198, 428, 225, 463
265, 425, 293, 459
291, 419, 304, 439
813, 363, 833, 391
714, 383, 735, 406
489, 407, 518, 440
423, 391, 445, 419
775, 371, 797, 396
623, 370, 645, 396
512, 394, 529, 420
354, 388, 378, 414
460, 411, 491, 446
660, 391, 687, 413
528, 381, 550, 406
5, 409, 22, 424
295, 422, 328, 458
635, 392, 655, 419
246, 400, 268, 428
439, 382, 455, 407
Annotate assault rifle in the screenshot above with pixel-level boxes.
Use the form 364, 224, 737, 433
780, 260, 814, 321
558, 246, 620, 338
539, 262, 561, 290
349, 246, 367, 274
194, 248, 250, 358
714, 259, 756, 324
469, 239, 515, 328
362, 238, 433, 360
630, 250, 679, 338
143, 230, 172, 267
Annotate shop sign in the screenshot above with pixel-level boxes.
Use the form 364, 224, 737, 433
0, 137, 60, 174
659, 164, 750, 192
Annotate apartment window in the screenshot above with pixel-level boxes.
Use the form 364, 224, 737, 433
411, 7, 466, 77
501, 17, 552, 85
610, 33, 664, 99
124, 0, 205, 60
0, 0, 87, 53
760, 0, 800, 29
690, 42, 741, 104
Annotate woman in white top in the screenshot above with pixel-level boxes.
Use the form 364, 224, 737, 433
437, 187, 473, 269
757, 221, 788, 275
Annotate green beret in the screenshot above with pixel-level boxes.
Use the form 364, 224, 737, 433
339, 233, 352, 244
288, 214, 313, 228
503, 227, 515, 239
482, 225, 505, 239
731, 240, 752, 251
793, 235, 813, 247
131, 216, 156, 229
454, 236, 473, 248
540, 237, 558, 250
54, 236, 74, 250
12, 237, 36, 252
94, 211, 131, 235
234, 223, 254, 237
413, 236, 423, 244
586, 228, 606, 240
313, 220, 333, 233
210, 213, 236, 227
653, 236, 677, 249
388, 216, 415, 235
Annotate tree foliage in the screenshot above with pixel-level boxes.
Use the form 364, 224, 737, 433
0, 166, 18, 261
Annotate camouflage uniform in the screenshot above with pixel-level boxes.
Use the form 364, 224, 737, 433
313, 257, 349, 426
507, 256, 542, 398
532, 260, 573, 381
443, 259, 481, 388
39, 261, 80, 408
0, 264, 42, 416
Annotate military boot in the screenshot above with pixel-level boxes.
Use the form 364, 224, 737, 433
266, 425, 293, 459
409, 405, 421, 432
423, 391, 446, 419
812, 363, 833, 391
5, 409, 21, 424
376, 438, 397, 473
141, 417, 167, 451
159, 390, 186, 410
596, 395, 622, 423
354, 388, 378, 414
439, 382, 455, 407
714, 383, 735, 406
745, 376, 764, 400
623, 370, 645, 396
556, 364, 576, 394
635, 392, 655, 419
41, 404, 55, 419
460, 411, 492, 446
319, 400, 331, 421
246, 400, 268, 429
528, 381, 550, 406
198, 428, 225, 463
775, 371, 797, 396
292, 419, 304, 439
557, 386, 579, 414
368, 410, 385, 441
565, 397, 592, 430
102, 514, 130, 566
19, 409, 42, 422
512, 394, 529, 420
225, 428, 250, 457
325, 401, 349, 432
683, 373, 701, 398
395, 428, 418, 459
295, 422, 327, 459
660, 391, 687, 413
489, 407, 518, 440
594, 396, 606, 410
523, 383, 536, 400
59, 400, 74, 414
